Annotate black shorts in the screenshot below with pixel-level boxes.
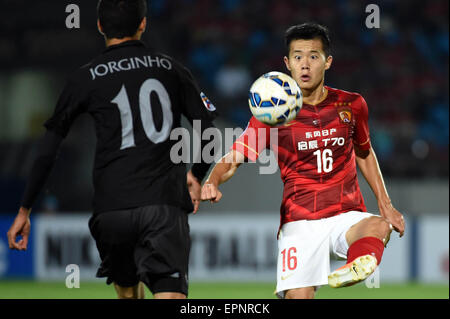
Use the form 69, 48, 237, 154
88, 205, 190, 296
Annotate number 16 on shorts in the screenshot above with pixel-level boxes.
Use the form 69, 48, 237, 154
277, 238, 299, 282
281, 247, 298, 273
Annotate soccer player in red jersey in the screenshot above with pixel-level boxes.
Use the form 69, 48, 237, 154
201, 23, 405, 299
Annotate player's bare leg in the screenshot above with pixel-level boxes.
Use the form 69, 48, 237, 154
284, 286, 315, 299
114, 282, 145, 299
328, 216, 392, 288
345, 216, 392, 247
154, 292, 186, 299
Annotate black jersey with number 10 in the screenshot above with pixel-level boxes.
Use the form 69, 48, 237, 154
44, 40, 216, 214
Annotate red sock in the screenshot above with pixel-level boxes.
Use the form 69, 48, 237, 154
347, 237, 384, 265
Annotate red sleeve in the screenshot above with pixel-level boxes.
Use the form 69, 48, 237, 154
353, 95, 371, 150
231, 117, 271, 161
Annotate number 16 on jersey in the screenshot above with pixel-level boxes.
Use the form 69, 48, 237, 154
313, 149, 333, 173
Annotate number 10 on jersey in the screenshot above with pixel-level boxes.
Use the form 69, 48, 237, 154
111, 78, 173, 150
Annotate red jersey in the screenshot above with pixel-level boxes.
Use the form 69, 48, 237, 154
232, 86, 371, 227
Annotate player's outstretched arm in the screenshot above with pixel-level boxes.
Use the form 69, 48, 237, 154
355, 145, 405, 237
201, 150, 245, 203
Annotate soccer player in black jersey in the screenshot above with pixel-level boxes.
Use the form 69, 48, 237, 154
7, 0, 216, 299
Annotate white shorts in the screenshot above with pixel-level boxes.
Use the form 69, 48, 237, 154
276, 211, 374, 298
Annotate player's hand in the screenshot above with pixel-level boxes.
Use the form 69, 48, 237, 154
379, 202, 405, 238
201, 182, 222, 203
187, 170, 201, 214
7, 207, 31, 251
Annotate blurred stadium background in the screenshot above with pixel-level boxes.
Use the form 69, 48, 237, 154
0, 0, 448, 299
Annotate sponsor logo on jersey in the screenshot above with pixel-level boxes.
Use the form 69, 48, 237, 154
200, 92, 216, 111
283, 121, 296, 127
305, 128, 337, 139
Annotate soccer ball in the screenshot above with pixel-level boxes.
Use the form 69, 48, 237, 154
248, 71, 303, 126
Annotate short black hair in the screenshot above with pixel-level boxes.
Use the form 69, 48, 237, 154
97, 0, 147, 39
285, 23, 331, 57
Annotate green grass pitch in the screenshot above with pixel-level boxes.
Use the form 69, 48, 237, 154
0, 280, 448, 299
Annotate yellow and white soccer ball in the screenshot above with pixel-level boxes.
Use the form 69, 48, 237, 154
248, 71, 303, 126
